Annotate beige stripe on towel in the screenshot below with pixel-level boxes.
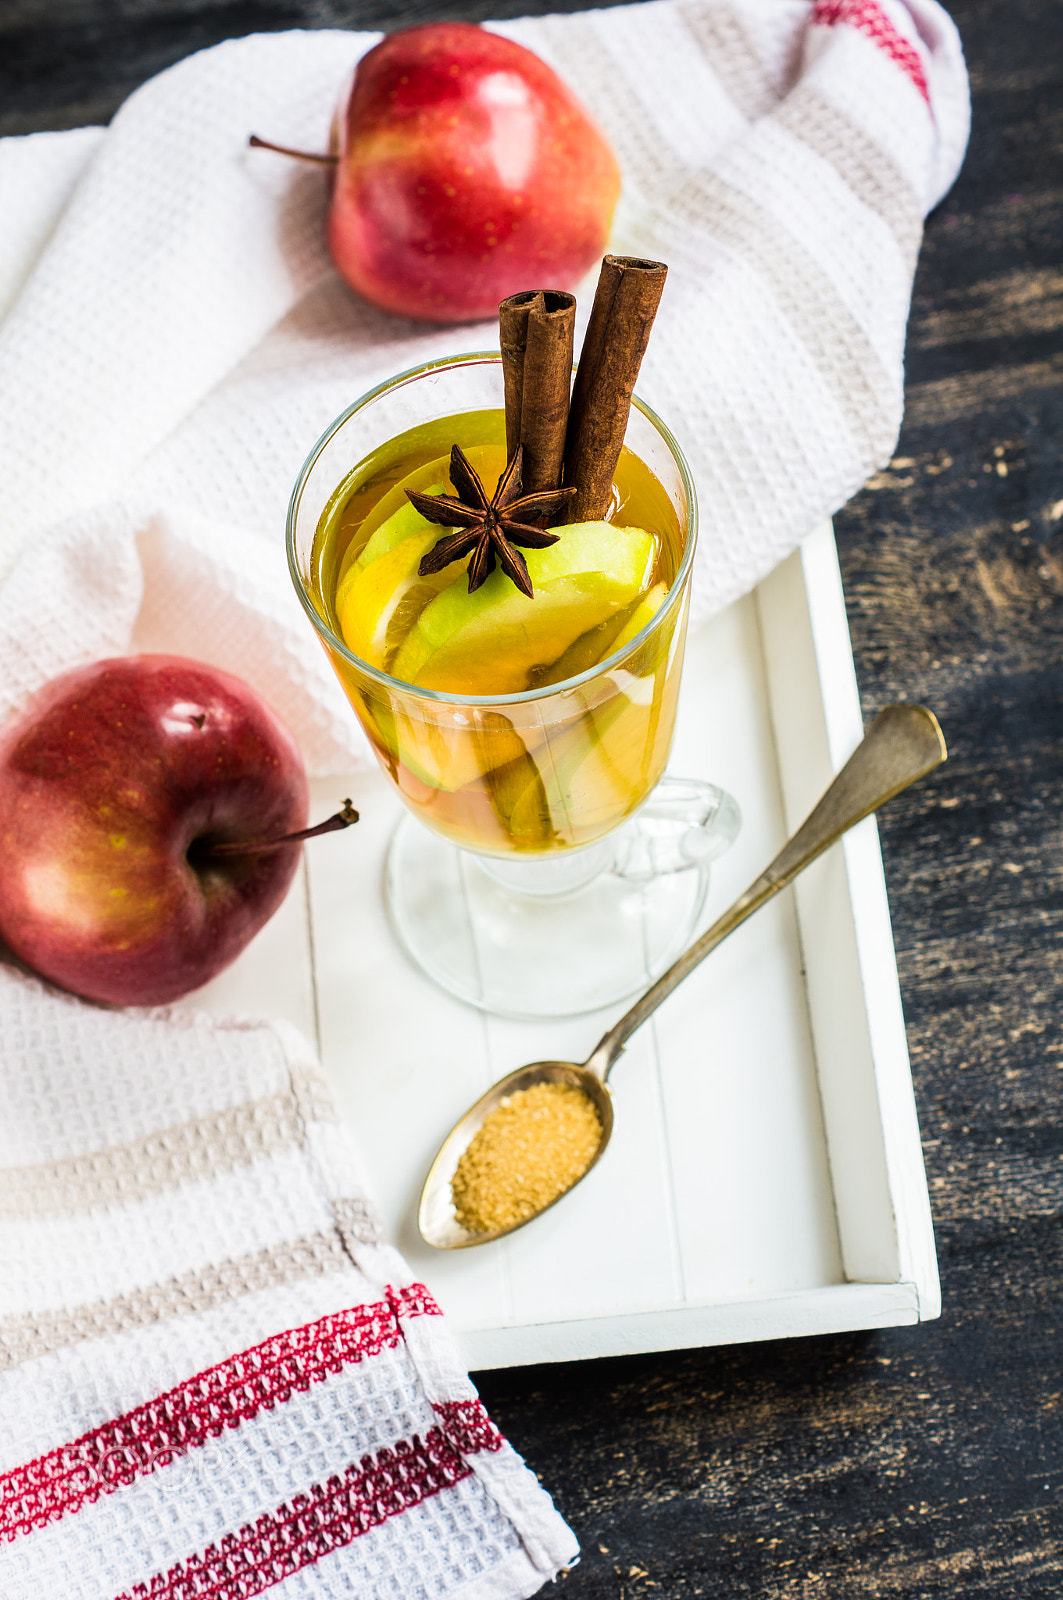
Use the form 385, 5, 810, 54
0, 1230, 355, 1370
0, 1093, 317, 1220
774, 86, 924, 269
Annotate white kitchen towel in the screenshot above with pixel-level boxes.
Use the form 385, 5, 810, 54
0, 967, 578, 1599
0, 4, 969, 1598
0, 0, 968, 776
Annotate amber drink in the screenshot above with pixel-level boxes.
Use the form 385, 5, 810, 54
303, 395, 689, 857
287, 351, 725, 1018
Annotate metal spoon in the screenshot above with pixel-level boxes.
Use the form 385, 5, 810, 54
418, 703, 947, 1249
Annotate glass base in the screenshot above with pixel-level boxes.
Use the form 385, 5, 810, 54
385, 788, 738, 1019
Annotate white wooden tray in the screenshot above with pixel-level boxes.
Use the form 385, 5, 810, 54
193, 521, 940, 1370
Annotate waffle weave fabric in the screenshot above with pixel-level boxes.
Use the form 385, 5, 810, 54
0, 968, 578, 1598
0, 4, 969, 1598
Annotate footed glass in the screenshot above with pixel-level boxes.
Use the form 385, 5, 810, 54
287, 354, 738, 1018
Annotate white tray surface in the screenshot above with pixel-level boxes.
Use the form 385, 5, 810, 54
190, 523, 939, 1369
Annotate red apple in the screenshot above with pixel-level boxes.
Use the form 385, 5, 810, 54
0, 655, 314, 1008
327, 21, 620, 322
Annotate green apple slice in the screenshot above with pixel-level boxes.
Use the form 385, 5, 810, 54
368, 701, 551, 805
609, 581, 668, 654
500, 688, 636, 842
391, 521, 658, 694
348, 482, 443, 571
531, 581, 669, 688
502, 587, 675, 835
334, 445, 514, 667
335, 442, 508, 589
531, 612, 634, 689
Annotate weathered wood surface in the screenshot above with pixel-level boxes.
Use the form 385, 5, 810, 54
4, 0, 1061, 1592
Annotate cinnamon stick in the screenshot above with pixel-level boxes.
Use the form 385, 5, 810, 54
499, 290, 542, 461
498, 290, 577, 496
518, 291, 576, 496
561, 257, 667, 523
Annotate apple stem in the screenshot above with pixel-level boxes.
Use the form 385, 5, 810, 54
203, 800, 359, 858
248, 134, 338, 166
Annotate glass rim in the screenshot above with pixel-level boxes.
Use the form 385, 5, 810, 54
286, 350, 699, 708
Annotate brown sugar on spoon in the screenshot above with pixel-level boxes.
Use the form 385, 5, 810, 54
451, 1081, 603, 1235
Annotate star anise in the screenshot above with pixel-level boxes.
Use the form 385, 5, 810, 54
405, 445, 575, 599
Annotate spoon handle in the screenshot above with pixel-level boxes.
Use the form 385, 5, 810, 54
586, 704, 946, 1080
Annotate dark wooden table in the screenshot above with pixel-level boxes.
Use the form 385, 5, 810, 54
5, 0, 1061, 1592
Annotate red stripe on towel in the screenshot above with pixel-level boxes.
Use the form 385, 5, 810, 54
434, 1399, 505, 1457
115, 1425, 476, 1600
812, 0, 931, 102
0, 1285, 441, 1541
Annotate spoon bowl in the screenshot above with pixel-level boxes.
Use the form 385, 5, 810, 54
418, 1060, 614, 1248
418, 704, 947, 1249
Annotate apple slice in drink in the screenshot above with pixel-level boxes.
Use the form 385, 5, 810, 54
610, 582, 668, 653
502, 584, 674, 838
394, 704, 547, 801
533, 580, 669, 687
500, 679, 638, 841
573, 673, 677, 818
391, 521, 657, 694
364, 525, 655, 827
560, 589, 679, 819
337, 435, 509, 592
467, 581, 673, 834
335, 445, 509, 666
352, 522, 657, 806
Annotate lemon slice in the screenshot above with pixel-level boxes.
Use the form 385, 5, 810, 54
382, 577, 453, 669
335, 501, 444, 668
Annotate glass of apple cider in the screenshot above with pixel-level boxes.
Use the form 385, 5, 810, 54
288, 354, 737, 1017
